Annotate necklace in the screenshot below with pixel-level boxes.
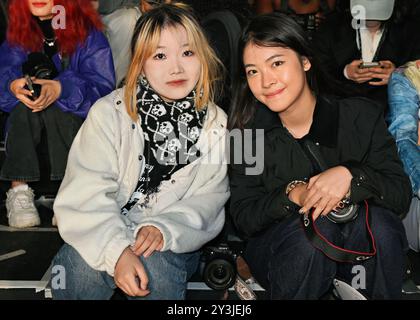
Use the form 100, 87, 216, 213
43, 37, 56, 47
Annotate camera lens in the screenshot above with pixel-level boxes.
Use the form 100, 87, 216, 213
327, 204, 359, 224
203, 258, 236, 291
213, 265, 227, 281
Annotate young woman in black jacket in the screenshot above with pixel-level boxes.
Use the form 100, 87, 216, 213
228, 12, 411, 299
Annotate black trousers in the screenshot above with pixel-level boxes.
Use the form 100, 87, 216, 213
244, 205, 409, 299
0, 103, 83, 182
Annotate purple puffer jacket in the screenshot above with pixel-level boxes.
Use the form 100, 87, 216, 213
0, 29, 116, 118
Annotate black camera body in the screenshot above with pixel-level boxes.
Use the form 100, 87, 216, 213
22, 52, 58, 100
200, 242, 242, 291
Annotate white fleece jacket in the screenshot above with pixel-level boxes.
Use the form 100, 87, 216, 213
53, 88, 230, 276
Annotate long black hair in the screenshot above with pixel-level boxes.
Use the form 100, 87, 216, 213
228, 12, 348, 130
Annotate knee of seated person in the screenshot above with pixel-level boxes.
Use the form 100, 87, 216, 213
271, 230, 328, 264
370, 207, 407, 250
50, 244, 79, 298
313, 216, 344, 246
7, 103, 37, 130
268, 242, 337, 299
268, 218, 341, 273
9, 103, 31, 117
140, 250, 198, 279
138, 251, 199, 299
52, 244, 86, 276
266, 217, 341, 259
51, 244, 116, 300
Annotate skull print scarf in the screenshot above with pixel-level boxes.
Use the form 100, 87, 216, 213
121, 78, 207, 215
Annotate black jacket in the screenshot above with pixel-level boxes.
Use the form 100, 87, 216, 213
229, 96, 412, 238
312, 12, 420, 110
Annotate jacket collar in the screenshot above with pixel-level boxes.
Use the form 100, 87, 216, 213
251, 95, 339, 147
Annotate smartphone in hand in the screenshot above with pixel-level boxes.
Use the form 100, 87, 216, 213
359, 61, 382, 69
24, 75, 40, 100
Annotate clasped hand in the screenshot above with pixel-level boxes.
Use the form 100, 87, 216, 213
288, 166, 353, 221
10, 77, 61, 112
114, 226, 163, 297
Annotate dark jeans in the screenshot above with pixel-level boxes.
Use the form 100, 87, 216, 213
244, 205, 409, 299
0, 103, 83, 182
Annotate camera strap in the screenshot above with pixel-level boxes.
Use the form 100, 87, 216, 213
40, 41, 70, 74
301, 200, 377, 263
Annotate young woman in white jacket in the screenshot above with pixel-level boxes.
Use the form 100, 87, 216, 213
51, 3, 230, 300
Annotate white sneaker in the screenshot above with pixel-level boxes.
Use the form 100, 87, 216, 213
6, 187, 41, 228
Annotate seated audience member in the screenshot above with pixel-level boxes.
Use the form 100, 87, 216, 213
182, 0, 254, 113
0, 0, 115, 228
182, 0, 252, 19
228, 13, 411, 299
97, 0, 138, 15
253, 0, 336, 38
51, 3, 229, 300
313, 0, 420, 111
98, 0, 172, 86
388, 60, 420, 252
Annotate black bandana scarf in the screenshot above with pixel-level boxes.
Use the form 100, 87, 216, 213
121, 77, 207, 215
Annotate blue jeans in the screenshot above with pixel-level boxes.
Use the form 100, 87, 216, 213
50, 244, 200, 300
245, 205, 408, 299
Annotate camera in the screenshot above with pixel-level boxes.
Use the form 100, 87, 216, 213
327, 199, 359, 224
22, 52, 58, 100
200, 242, 242, 291
291, 13, 317, 32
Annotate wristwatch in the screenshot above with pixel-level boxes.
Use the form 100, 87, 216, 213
285, 180, 307, 196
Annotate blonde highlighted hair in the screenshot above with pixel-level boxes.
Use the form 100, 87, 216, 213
403, 61, 420, 96
124, 3, 223, 121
